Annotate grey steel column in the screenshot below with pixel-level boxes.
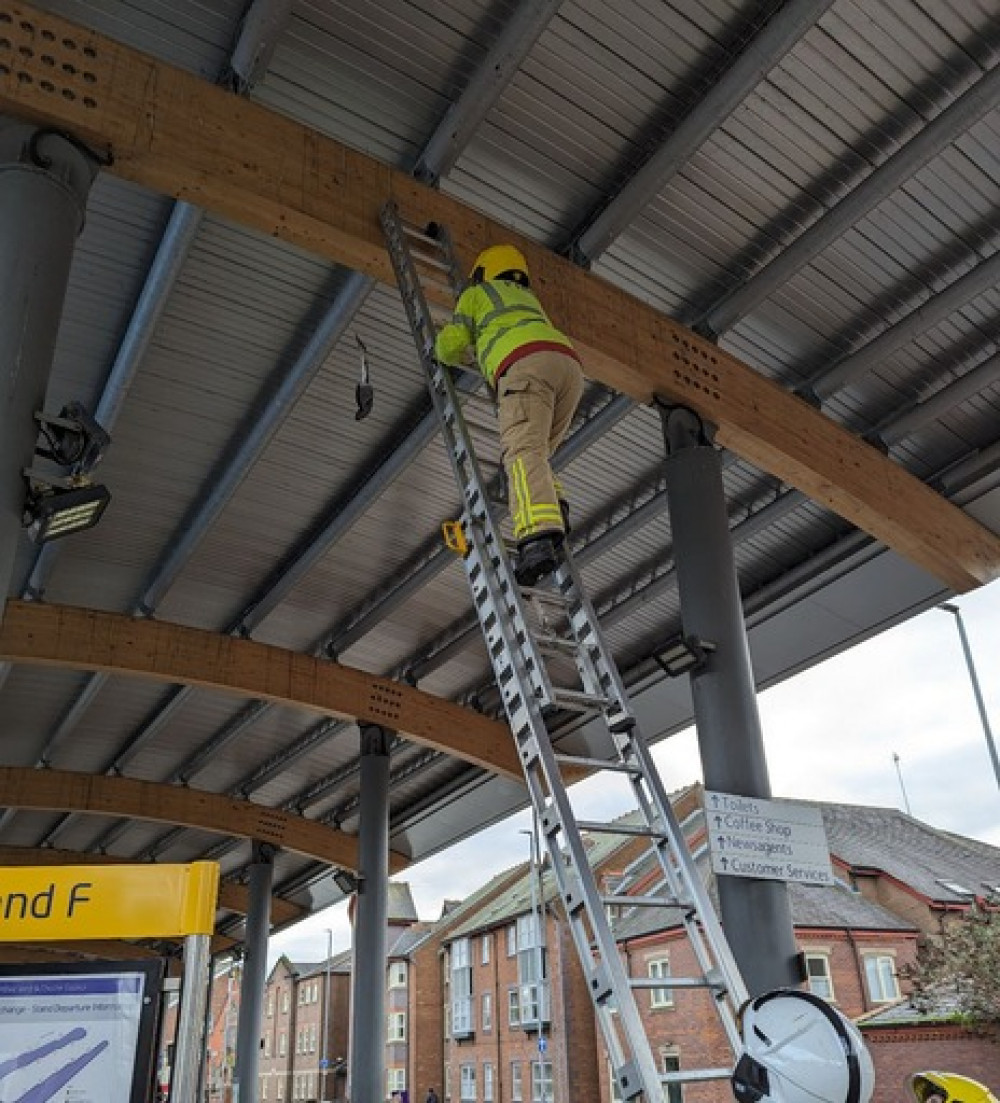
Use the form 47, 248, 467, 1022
350, 723, 391, 1103
234, 842, 275, 1102
659, 404, 800, 995
0, 119, 99, 617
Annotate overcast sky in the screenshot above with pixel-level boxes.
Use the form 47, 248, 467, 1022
269, 576, 1000, 966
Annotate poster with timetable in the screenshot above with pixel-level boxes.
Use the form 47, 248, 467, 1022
0, 963, 161, 1103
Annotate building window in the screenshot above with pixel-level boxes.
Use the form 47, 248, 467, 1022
276, 1079, 283, 1101
484, 1063, 494, 1102
262, 1077, 268, 1100
508, 987, 520, 1026
863, 953, 900, 1003
482, 933, 491, 965
461, 1064, 477, 1103
511, 1062, 522, 1102
805, 953, 834, 1001
531, 1061, 552, 1103
295, 1027, 303, 1054
507, 924, 517, 957
266, 993, 274, 1017
282, 990, 289, 1014
388, 1012, 407, 1042
451, 939, 474, 1037
648, 957, 673, 1008
661, 1052, 683, 1103
279, 1032, 286, 1057
388, 1068, 406, 1093
481, 992, 492, 1031
517, 914, 549, 1025
445, 1065, 451, 1102
389, 961, 408, 988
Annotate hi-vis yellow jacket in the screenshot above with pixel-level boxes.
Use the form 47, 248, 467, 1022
434, 279, 578, 385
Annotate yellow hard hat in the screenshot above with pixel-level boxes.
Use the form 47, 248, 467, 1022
470, 244, 529, 283
911, 1072, 999, 1103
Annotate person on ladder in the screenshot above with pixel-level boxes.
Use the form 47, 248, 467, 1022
434, 244, 584, 586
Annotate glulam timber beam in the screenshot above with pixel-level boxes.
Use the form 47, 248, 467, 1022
0, 763, 410, 873
0, 601, 523, 781
0, 4, 997, 591
0, 844, 305, 926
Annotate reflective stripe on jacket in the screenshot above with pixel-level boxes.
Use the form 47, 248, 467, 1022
433, 279, 577, 385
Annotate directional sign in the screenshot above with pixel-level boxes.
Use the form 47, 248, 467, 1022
703, 790, 833, 886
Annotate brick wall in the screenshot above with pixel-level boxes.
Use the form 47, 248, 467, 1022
864, 1026, 1000, 1103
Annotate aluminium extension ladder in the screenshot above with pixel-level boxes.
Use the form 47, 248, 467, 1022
381, 201, 749, 1101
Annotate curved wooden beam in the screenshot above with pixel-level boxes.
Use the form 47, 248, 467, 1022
0, 601, 521, 781
0, 845, 306, 926
0, 767, 410, 874
1, 1, 998, 589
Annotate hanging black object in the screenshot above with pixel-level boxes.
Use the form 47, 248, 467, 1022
355, 335, 374, 420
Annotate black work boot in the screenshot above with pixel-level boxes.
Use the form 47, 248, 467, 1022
515, 534, 560, 586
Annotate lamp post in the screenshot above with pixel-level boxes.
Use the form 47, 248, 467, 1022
520, 820, 548, 1103
938, 603, 1000, 795
321, 928, 334, 1103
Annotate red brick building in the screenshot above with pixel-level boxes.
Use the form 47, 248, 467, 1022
408, 789, 999, 1103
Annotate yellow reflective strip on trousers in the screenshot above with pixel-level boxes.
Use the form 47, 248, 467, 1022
512, 457, 529, 536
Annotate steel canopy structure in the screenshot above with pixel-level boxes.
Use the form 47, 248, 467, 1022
1, 0, 1000, 948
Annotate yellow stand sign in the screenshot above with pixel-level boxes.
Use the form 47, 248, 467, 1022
0, 861, 220, 941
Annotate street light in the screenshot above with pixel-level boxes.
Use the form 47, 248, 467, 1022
938, 603, 1000, 795
520, 819, 549, 1103
321, 928, 334, 1103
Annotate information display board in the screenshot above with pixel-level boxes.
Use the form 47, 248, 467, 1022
0, 959, 162, 1103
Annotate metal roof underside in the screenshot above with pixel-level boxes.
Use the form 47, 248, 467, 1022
3, 0, 1000, 940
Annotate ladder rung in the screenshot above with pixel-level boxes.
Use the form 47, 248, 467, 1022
602, 893, 685, 909
577, 821, 663, 838
630, 975, 719, 991
551, 687, 611, 712
411, 249, 451, 272
552, 753, 640, 774
400, 220, 442, 246
518, 584, 568, 605
534, 633, 579, 655
662, 1068, 734, 1085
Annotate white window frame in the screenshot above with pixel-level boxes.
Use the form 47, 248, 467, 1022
278, 1032, 286, 1057
484, 1062, 494, 1102
507, 986, 520, 1026
451, 938, 474, 1037
387, 1011, 407, 1042
481, 933, 491, 965
863, 952, 900, 1003
511, 1062, 522, 1103
661, 1050, 683, 1103
648, 957, 673, 1008
388, 1068, 407, 1093
805, 952, 835, 1001
389, 961, 408, 988
507, 923, 517, 957
460, 1064, 477, 1103
481, 991, 492, 1030
530, 1061, 552, 1103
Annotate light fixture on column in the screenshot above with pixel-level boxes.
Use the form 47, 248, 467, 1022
654, 633, 715, 677
333, 868, 360, 895
21, 400, 111, 544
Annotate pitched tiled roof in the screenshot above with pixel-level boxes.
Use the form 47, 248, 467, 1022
444, 811, 648, 941
816, 802, 1000, 905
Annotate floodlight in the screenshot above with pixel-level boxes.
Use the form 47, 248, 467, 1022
333, 869, 360, 895
654, 633, 715, 678
22, 482, 111, 544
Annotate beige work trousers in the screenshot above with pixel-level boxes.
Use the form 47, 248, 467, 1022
496, 350, 585, 542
